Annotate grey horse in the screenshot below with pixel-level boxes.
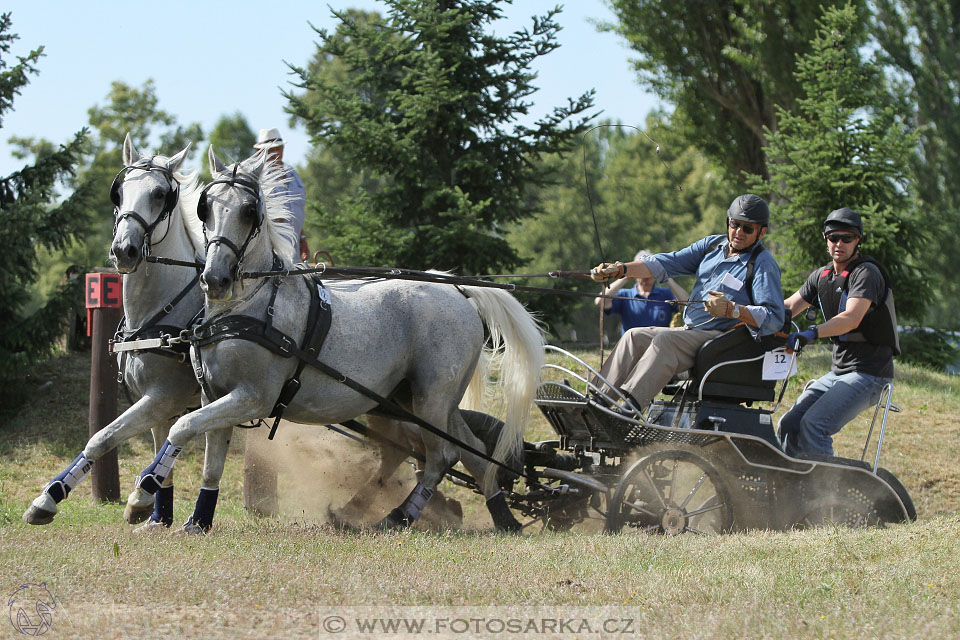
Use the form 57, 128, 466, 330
24, 135, 215, 528
128, 147, 544, 531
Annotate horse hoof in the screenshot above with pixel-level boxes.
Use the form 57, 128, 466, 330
131, 520, 169, 535
376, 508, 412, 530
177, 518, 208, 536
124, 503, 153, 525
22, 494, 57, 525
327, 506, 354, 530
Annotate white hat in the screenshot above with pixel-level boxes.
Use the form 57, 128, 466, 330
254, 127, 284, 149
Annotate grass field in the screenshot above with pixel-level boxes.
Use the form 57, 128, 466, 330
1, 348, 958, 639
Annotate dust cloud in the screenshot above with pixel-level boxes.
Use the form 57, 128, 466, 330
244, 420, 486, 531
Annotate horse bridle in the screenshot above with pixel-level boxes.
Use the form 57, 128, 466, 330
111, 161, 181, 267
197, 165, 264, 277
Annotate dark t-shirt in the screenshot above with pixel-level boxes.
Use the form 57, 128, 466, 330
799, 261, 894, 378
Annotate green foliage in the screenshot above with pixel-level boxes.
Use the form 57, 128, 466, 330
208, 112, 256, 167
872, 1, 960, 329
286, 1, 595, 274
898, 328, 960, 372
749, 3, 926, 319
509, 113, 731, 334
604, 0, 864, 182
25, 80, 205, 302
0, 13, 91, 399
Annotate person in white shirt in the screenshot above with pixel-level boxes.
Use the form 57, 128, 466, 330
254, 127, 310, 262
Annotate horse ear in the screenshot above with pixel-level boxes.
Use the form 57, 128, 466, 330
208, 145, 226, 175
122, 133, 140, 166
166, 142, 192, 173
241, 148, 267, 178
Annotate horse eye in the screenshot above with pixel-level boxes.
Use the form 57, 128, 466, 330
152, 187, 165, 201
241, 202, 258, 220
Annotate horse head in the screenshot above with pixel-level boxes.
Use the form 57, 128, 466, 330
199, 146, 296, 301
109, 133, 192, 273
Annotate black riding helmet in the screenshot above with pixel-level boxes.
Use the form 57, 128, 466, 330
823, 207, 863, 236
727, 194, 770, 227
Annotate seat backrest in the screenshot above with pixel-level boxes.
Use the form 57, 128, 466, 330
690, 324, 787, 403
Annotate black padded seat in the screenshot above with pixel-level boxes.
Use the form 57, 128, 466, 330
694, 324, 787, 402
677, 323, 788, 404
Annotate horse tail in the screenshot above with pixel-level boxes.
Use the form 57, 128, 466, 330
460, 286, 544, 492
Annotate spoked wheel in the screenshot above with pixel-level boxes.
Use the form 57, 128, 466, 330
606, 448, 734, 535
794, 494, 882, 529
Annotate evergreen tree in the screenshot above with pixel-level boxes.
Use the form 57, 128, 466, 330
286, 1, 595, 275
0, 13, 92, 388
604, 0, 865, 183
749, 3, 926, 319
872, 0, 960, 328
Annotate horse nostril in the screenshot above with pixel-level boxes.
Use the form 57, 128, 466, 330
125, 245, 139, 260
218, 276, 232, 290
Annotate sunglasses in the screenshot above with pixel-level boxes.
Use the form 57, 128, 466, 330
825, 233, 858, 244
727, 219, 757, 234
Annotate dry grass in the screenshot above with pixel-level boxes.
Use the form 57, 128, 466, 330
1, 348, 958, 639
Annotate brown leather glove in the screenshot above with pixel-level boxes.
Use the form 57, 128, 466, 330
590, 261, 625, 283
704, 290, 732, 318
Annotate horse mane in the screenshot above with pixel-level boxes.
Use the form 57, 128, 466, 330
172, 167, 205, 258
234, 154, 298, 268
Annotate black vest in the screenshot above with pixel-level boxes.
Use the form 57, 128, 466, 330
815, 256, 900, 355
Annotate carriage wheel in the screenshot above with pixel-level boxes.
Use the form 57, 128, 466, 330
793, 494, 882, 529
605, 448, 734, 535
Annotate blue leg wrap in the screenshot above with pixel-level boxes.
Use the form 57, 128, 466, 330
137, 440, 182, 495
46, 453, 94, 503
187, 487, 220, 532
150, 485, 174, 527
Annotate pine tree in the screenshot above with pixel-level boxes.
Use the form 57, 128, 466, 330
0, 13, 92, 393
286, 1, 595, 275
750, 3, 926, 319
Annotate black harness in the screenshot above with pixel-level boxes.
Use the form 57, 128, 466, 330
110, 161, 181, 271
189, 257, 333, 439
110, 160, 201, 371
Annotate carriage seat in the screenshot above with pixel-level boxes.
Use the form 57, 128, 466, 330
673, 323, 788, 404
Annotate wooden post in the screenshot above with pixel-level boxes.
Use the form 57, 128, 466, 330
85, 273, 123, 503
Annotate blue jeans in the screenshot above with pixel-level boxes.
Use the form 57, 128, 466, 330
778, 370, 891, 457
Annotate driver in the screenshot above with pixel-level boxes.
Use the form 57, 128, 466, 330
590, 194, 785, 414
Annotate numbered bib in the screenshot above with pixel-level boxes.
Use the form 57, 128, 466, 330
762, 349, 798, 380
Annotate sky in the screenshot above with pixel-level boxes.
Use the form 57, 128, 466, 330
0, 1, 660, 177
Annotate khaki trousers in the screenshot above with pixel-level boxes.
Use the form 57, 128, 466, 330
599, 326, 722, 407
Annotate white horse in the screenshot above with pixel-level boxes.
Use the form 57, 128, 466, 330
23, 135, 212, 528
128, 147, 544, 531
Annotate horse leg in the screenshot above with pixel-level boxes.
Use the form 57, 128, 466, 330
376, 403, 480, 530
130, 390, 262, 514
181, 426, 233, 534
125, 420, 176, 526
331, 416, 410, 526
24, 394, 182, 525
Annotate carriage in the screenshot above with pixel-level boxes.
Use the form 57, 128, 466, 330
498, 325, 916, 534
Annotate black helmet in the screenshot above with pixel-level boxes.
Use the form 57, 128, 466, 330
727, 194, 770, 227
823, 207, 863, 236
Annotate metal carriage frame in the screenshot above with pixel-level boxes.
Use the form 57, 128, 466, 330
513, 343, 915, 534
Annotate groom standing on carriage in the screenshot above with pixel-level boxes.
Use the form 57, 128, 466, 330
254, 128, 310, 262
